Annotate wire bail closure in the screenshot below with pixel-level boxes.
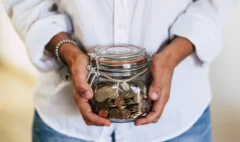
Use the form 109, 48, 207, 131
87, 53, 101, 86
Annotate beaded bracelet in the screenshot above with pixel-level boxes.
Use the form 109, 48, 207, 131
55, 39, 78, 65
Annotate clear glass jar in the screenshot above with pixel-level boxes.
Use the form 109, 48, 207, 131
87, 45, 152, 123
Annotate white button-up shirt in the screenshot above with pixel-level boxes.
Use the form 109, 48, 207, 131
4, 0, 235, 141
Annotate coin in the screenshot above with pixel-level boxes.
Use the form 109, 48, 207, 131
147, 100, 153, 112
94, 103, 108, 113
114, 97, 125, 106
121, 109, 131, 119
130, 85, 139, 94
132, 111, 143, 119
98, 109, 109, 118
90, 98, 96, 106
119, 82, 135, 99
95, 88, 107, 102
105, 98, 112, 102
105, 101, 116, 108
138, 102, 143, 112
141, 99, 148, 113
136, 111, 143, 115
119, 82, 130, 91
105, 87, 118, 99
125, 99, 137, 105
118, 105, 127, 110
93, 81, 151, 120
121, 89, 135, 99
142, 91, 148, 99
128, 105, 138, 112
133, 89, 143, 103
119, 90, 130, 99
108, 109, 120, 119
124, 98, 132, 103
143, 86, 147, 94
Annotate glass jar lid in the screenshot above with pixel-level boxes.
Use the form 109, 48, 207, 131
94, 45, 146, 63
94, 45, 145, 57
89, 45, 151, 72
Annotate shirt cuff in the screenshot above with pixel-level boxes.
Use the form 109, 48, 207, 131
25, 14, 73, 72
170, 15, 222, 63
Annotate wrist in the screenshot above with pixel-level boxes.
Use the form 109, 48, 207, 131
155, 51, 178, 68
59, 43, 84, 67
161, 36, 194, 66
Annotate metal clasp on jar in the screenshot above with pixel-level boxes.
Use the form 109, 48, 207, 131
87, 53, 101, 86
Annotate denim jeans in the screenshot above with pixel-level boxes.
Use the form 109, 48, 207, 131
32, 107, 211, 142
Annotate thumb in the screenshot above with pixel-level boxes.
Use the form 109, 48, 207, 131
74, 77, 93, 100
82, 90, 93, 100
148, 81, 162, 101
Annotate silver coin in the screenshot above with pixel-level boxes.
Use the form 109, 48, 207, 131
118, 105, 127, 110
95, 88, 107, 103
104, 86, 118, 99
133, 88, 143, 103
130, 85, 139, 94
126, 100, 137, 105
119, 89, 134, 99
142, 93, 148, 99
130, 112, 143, 119
128, 105, 138, 112
119, 82, 130, 91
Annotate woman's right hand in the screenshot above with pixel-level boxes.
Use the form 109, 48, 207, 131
57, 37, 111, 126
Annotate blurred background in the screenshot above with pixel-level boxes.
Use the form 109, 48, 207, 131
0, 1, 240, 142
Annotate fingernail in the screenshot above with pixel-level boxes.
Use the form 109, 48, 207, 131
151, 92, 159, 100
83, 91, 91, 98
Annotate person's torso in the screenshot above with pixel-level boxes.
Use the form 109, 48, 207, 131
34, 1, 212, 141
58, 0, 192, 51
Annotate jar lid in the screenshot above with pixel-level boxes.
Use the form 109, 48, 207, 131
94, 45, 146, 65
90, 45, 151, 72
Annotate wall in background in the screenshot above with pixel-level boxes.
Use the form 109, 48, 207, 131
0, 1, 240, 142
0, 2, 37, 76
210, 3, 240, 142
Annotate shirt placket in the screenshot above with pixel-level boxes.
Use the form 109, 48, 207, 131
114, 0, 129, 45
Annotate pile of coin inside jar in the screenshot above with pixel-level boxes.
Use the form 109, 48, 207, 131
87, 45, 152, 122
91, 81, 152, 121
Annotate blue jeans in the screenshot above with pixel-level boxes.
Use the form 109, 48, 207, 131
32, 107, 211, 142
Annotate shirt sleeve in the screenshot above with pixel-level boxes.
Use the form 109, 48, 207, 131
3, 0, 73, 72
170, 0, 236, 63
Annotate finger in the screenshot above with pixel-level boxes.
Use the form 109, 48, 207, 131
72, 67, 93, 100
134, 95, 163, 126
86, 112, 111, 126
148, 65, 166, 101
148, 85, 161, 101
135, 87, 170, 126
75, 92, 111, 126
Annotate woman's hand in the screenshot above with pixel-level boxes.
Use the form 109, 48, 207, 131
134, 51, 176, 125
62, 44, 111, 126
135, 37, 194, 126
46, 32, 111, 126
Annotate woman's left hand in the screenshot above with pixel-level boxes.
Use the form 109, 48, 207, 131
134, 51, 176, 125
134, 37, 194, 126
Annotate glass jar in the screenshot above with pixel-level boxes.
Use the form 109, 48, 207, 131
87, 45, 153, 123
